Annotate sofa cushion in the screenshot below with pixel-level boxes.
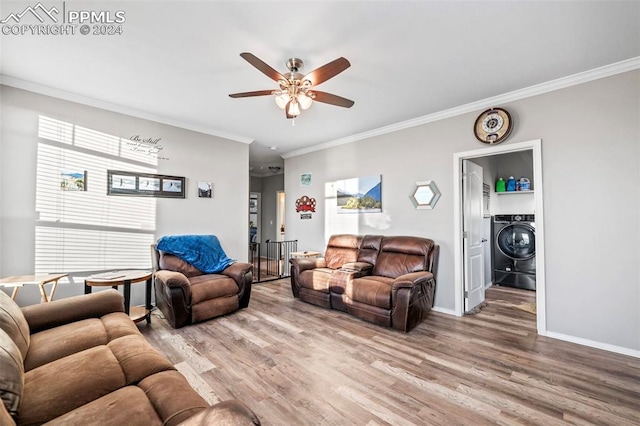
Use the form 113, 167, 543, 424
107, 335, 175, 384
25, 318, 107, 371
20, 345, 127, 425
0, 289, 30, 359
138, 370, 209, 426
45, 385, 163, 426
159, 252, 203, 278
24, 312, 140, 371
324, 234, 362, 269
101, 311, 146, 340
347, 276, 394, 309
0, 328, 23, 421
372, 236, 434, 278
357, 234, 383, 265
189, 274, 238, 304
298, 268, 334, 293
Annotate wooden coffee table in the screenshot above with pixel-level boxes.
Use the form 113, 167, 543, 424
0, 273, 68, 303
84, 270, 152, 324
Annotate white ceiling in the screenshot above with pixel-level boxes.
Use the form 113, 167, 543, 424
1, 1, 639, 176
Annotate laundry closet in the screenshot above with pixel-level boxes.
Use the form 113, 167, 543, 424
469, 150, 536, 291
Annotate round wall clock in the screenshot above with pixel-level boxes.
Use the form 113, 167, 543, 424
474, 108, 513, 144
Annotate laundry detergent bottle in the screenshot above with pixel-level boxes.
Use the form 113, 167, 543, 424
495, 178, 506, 192
506, 176, 516, 191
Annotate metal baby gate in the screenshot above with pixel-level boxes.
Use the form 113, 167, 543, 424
249, 239, 297, 282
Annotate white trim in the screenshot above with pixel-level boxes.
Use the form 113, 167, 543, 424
453, 139, 547, 335
282, 56, 640, 159
431, 306, 457, 316
0, 75, 255, 145
543, 331, 640, 359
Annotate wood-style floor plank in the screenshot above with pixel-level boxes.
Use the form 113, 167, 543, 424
141, 280, 640, 425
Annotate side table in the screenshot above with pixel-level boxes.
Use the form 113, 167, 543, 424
84, 270, 152, 324
0, 273, 68, 303
290, 251, 321, 259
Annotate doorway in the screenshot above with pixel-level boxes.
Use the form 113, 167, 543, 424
453, 139, 547, 335
276, 191, 285, 242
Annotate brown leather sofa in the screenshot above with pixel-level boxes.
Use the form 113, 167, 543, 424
0, 289, 260, 426
290, 234, 439, 332
152, 245, 253, 328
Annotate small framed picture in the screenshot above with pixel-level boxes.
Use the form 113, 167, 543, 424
300, 173, 312, 186
249, 198, 258, 213
60, 171, 86, 191
198, 181, 212, 198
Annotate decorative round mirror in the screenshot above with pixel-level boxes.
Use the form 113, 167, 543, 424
410, 181, 441, 209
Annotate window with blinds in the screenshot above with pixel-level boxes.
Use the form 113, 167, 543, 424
35, 115, 157, 274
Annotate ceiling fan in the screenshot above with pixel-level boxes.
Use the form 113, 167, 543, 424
229, 52, 354, 120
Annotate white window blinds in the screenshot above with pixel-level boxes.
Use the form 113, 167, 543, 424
35, 116, 157, 274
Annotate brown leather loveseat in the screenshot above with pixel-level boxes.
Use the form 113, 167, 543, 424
290, 234, 439, 332
152, 244, 253, 328
0, 289, 260, 425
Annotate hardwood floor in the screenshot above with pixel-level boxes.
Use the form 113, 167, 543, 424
140, 280, 640, 425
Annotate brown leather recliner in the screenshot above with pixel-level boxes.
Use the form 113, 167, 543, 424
151, 245, 253, 328
290, 234, 439, 332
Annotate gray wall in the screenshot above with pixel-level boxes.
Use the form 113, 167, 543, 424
259, 174, 284, 245
0, 85, 249, 305
284, 70, 640, 353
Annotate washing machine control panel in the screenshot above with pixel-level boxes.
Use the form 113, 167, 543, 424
494, 214, 535, 222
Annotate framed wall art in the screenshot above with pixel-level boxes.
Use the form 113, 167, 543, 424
335, 175, 382, 214
107, 170, 185, 198
198, 181, 212, 198
60, 170, 86, 191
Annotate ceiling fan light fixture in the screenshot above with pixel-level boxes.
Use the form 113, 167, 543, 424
287, 100, 300, 117
274, 92, 290, 109
298, 92, 313, 110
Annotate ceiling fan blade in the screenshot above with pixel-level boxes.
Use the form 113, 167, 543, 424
312, 91, 355, 108
240, 52, 286, 82
304, 57, 351, 86
229, 90, 274, 98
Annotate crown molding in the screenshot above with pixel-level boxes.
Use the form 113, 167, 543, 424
282, 56, 640, 159
0, 75, 255, 144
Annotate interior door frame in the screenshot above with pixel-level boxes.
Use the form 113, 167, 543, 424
276, 190, 285, 241
453, 139, 547, 335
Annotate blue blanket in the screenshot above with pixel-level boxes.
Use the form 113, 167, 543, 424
157, 235, 235, 274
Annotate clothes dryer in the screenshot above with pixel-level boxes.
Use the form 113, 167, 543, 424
491, 214, 536, 290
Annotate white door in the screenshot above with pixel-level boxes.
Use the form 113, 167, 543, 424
463, 160, 485, 312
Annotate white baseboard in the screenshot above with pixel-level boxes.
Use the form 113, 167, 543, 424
431, 306, 458, 316
543, 330, 640, 359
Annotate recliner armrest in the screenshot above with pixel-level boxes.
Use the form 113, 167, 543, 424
155, 270, 191, 305
392, 271, 435, 290
177, 400, 260, 425
221, 262, 253, 286
341, 262, 373, 274
22, 289, 125, 334
290, 257, 327, 273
